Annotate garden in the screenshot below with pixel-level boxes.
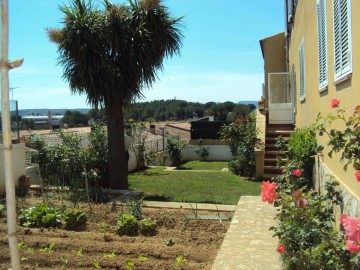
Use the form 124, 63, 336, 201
0, 194, 230, 269
0, 111, 262, 269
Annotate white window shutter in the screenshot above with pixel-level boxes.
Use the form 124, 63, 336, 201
333, 0, 352, 81
299, 38, 306, 101
317, 0, 328, 90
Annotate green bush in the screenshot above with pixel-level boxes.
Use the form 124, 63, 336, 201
63, 209, 87, 229
224, 113, 258, 177
276, 126, 317, 184
116, 213, 139, 236
19, 204, 61, 228
194, 139, 209, 160
139, 218, 157, 235
166, 137, 186, 167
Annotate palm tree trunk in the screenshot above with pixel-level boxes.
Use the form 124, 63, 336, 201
106, 108, 128, 189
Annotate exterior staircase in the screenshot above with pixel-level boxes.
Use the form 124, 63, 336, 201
263, 124, 294, 179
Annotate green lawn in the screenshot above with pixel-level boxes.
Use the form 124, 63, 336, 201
128, 163, 261, 205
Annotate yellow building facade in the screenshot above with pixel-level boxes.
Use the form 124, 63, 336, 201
260, 0, 360, 214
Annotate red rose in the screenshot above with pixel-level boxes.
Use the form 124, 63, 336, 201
281, 169, 286, 174
277, 245, 285, 254
355, 171, 360, 182
330, 98, 340, 108
261, 181, 278, 204
292, 169, 302, 177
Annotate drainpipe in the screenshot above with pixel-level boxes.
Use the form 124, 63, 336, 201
1, 1, 23, 269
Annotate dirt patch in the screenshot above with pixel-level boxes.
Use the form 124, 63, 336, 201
0, 198, 231, 269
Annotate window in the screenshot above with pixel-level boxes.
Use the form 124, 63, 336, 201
317, 0, 328, 90
333, 0, 352, 82
299, 38, 305, 101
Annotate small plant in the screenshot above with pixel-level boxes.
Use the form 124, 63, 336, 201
194, 139, 209, 160
93, 260, 102, 269
73, 248, 84, 257
138, 255, 148, 262
125, 259, 135, 270
19, 204, 61, 228
164, 238, 176, 246
103, 251, 117, 259
39, 242, 55, 253
18, 242, 27, 251
116, 213, 138, 236
63, 209, 87, 229
139, 218, 157, 235
173, 256, 187, 269
127, 198, 144, 220
98, 222, 111, 242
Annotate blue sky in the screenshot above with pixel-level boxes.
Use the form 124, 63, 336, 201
8, 0, 284, 109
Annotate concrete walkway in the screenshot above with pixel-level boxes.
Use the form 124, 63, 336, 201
212, 196, 282, 270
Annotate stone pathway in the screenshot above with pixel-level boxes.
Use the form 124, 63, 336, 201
212, 196, 282, 270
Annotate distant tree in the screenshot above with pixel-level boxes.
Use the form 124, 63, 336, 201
48, 0, 183, 189
62, 110, 88, 127
87, 108, 106, 122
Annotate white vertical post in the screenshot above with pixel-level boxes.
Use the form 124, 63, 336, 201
1, 0, 22, 269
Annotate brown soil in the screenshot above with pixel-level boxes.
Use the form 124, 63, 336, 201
0, 198, 231, 270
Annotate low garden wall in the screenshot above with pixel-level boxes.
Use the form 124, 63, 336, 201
182, 145, 233, 161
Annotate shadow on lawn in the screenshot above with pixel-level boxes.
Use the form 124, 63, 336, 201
144, 195, 172, 202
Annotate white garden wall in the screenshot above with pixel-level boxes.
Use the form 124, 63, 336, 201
181, 145, 233, 161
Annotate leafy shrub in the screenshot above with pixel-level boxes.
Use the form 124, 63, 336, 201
116, 213, 138, 236
272, 180, 351, 270
63, 209, 87, 229
166, 137, 186, 167
138, 218, 157, 235
86, 124, 109, 187
28, 132, 84, 185
19, 204, 61, 228
224, 113, 258, 176
276, 126, 317, 184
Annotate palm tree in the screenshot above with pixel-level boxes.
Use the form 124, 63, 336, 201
48, 0, 183, 189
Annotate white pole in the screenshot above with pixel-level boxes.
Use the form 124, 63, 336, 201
1, 0, 22, 269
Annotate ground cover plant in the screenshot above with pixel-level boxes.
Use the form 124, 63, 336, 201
129, 164, 260, 205
0, 194, 231, 269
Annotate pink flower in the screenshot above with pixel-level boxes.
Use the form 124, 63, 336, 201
346, 240, 360, 253
292, 169, 302, 177
330, 98, 340, 108
292, 190, 302, 198
261, 181, 278, 204
355, 171, 360, 182
277, 245, 285, 254
295, 198, 308, 208
339, 214, 360, 242
281, 169, 286, 174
